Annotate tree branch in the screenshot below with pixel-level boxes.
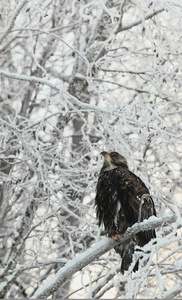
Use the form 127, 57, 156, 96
0, 70, 58, 91
0, 197, 37, 298
93, 78, 172, 102
121, 8, 164, 32
91, 265, 121, 298
30, 214, 176, 299
0, 0, 28, 44
164, 282, 182, 299
1, 70, 181, 140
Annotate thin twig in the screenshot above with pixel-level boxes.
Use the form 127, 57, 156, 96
0, 0, 28, 44
121, 9, 164, 32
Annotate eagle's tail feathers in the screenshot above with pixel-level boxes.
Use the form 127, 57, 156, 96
115, 238, 138, 274
120, 252, 139, 274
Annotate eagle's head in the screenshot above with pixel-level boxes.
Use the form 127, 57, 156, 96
101, 151, 128, 171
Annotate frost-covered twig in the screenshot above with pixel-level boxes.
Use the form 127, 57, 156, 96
30, 214, 176, 299
93, 78, 173, 102
0, 0, 28, 44
0, 196, 36, 298
1, 70, 182, 142
164, 282, 182, 299
1, 27, 89, 65
95, 280, 115, 299
0, 70, 58, 91
121, 8, 164, 32
90, 265, 121, 298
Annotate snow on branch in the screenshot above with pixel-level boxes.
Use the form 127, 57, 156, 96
0, 70, 59, 91
164, 282, 182, 299
121, 8, 164, 32
0, 0, 28, 44
0, 197, 36, 298
31, 214, 176, 299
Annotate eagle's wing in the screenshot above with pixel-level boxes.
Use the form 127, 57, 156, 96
95, 170, 119, 236
115, 167, 156, 246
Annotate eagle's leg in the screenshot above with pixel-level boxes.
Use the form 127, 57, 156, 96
114, 233, 119, 240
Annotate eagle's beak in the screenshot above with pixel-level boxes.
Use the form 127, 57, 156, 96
100, 152, 111, 163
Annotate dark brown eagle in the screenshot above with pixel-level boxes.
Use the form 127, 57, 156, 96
95, 151, 156, 273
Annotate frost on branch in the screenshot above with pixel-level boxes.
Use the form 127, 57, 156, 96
0, 0, 182, 299
30, 214, 176, 299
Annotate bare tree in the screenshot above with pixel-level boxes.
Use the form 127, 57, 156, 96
0, 0, 182, 298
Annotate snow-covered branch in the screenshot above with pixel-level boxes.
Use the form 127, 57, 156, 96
164, 282, 182, 299
0, 70, 59, 91
121, 8, 164, 32
0, 196, 37, 298
90, 265, 121, 299
0, 0, 28, 44
31, 214, 176, 299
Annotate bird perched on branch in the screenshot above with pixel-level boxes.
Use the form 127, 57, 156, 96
95, 151, 156, 273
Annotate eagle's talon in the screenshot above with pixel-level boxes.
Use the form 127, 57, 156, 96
114, 233, 119, 240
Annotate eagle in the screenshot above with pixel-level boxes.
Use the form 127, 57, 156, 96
95, 151, 156, 273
